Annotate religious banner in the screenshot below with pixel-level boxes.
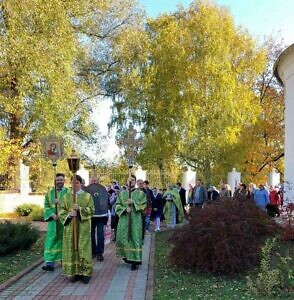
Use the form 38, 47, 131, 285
41, 136, 64, 161
41, 136, 65, 238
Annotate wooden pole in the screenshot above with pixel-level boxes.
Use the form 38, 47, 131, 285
52, 160, 58, 238
127, 167, 133, 241
72, 173, 78, 250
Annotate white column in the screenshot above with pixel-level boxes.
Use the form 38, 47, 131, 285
77, 165, 89, 185
20, 161, 31, 195
227, 168, 241, 194
268, 169, 280, 187
183, 167, 196, 190
135, 165, 146, 181
275, 44, 294, 204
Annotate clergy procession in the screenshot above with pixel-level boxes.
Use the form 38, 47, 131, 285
41, 166, 188, 284
1, 0, 294, 298
42, 157, 286, 286
1, 131, 290, 299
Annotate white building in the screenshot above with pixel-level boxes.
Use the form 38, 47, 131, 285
274, 43, 294, 204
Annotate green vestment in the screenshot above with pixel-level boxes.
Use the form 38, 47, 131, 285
163, 188, 184, 224
59, 190, 94, 276
115, 189, 146, 263
43, 187, 68, 263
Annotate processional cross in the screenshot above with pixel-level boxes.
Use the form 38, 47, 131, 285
116, 124, 144, 169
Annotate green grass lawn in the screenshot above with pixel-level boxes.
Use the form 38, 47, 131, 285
0, 234, 44, 285
153, 230, 293, 300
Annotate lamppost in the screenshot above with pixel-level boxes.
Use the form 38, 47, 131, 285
116, 123, 144, 240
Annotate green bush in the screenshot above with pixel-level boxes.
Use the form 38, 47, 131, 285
29, 205, 44, 221
247, 238, 293, 296
0, 221, 40, 256
15, 203, 33, 216
15, 203, 43, 218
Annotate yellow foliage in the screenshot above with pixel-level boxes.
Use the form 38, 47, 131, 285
0, 0, 144, 185
112, 0, 267, 182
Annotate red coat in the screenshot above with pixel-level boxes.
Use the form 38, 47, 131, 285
269, 190, 281, 206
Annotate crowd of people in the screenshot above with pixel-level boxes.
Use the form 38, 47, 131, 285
41, 174, 282, 284
187, 179, 283, 217
41, 174, 187, 284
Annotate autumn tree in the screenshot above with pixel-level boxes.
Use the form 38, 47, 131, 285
111, 0, 266, 184
0, 0, 79, 187
72, 0, 144, 99
240, 38, 285, 183
0, 0, 143, 189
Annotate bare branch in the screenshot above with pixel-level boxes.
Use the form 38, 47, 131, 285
73, 14, 133, 40
77, 60, 118, 77
257, 152, 284, 173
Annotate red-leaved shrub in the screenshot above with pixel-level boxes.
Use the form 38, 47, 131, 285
169, 198, 280, 275
280, 226, 294, 241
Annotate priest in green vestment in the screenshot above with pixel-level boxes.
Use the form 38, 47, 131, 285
163, 185, 184, 228
59, 174, 94, 284
42, 173, 68, 272
115, 174, 147, 271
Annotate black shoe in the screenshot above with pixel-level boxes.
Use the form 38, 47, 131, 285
42, 265, 54, 271
82, 276, 90, 284
131, 264, 137, 271
97, 254, 104, 261
69, 275, 79, 283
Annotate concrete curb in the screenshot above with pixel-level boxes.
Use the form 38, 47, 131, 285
0, 257, 44, 293
146, 232, 155, 300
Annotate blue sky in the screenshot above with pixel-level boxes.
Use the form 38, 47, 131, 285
139, 0, 294, 45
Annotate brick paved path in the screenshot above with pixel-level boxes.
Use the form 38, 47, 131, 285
0, 234, 152, 300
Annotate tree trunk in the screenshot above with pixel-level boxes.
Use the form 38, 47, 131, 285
158, 161, 166, 188
203, 160, 212, 188
7, 113, 22, 190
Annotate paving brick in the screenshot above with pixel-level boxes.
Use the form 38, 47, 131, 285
104, 291, 126, 300
0, 228, 155, 300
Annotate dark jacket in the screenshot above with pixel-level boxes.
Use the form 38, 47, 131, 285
192, 185, 207, 204
152, 192, 163, 218
235, 189, 251, 201
178, 187, 186, 208
207, 189, 219, 201
145, 188, 155, 215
